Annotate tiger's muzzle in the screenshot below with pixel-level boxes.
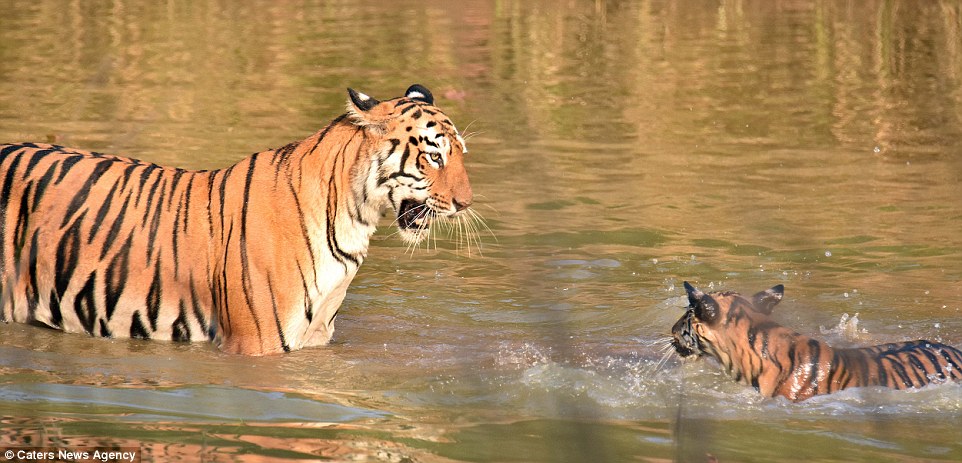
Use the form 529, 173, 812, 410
671, 311, 701, 358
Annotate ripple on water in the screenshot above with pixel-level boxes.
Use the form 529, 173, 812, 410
0, 384, 387, 423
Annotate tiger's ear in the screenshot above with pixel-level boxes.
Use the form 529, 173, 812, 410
347, 88, 379, 112
751, 284, 784, 315
684, 281, 720, 323
405, 84, 434, 104
346, 88, 388, 129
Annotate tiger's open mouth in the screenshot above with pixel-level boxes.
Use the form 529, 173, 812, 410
397, 199, 433, 231
671, 338, 697, 358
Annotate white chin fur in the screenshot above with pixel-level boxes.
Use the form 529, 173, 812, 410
399, 227, 430, 244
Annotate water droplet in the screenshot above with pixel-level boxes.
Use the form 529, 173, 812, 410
824, 250, 832, 257
873, 146, 881, 153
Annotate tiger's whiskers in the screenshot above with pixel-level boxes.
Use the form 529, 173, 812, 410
386, 201, 494, 257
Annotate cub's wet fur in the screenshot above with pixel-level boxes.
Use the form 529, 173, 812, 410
672, 282, 962, 401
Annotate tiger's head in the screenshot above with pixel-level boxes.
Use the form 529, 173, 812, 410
671, 281, 785, 361
346, 84, 473, 244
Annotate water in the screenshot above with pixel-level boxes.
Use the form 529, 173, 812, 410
2, 0, 962, 461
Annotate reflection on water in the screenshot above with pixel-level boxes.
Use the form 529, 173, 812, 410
2, 0, 962, 461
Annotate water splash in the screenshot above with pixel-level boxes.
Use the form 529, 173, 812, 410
819, 312, 868, 341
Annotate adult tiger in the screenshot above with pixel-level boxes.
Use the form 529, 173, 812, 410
0, 84, 473, 355
672, 282, 962, 401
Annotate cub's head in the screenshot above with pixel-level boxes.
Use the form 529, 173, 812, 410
671, 281, 784, 360
346, 84, 473, 244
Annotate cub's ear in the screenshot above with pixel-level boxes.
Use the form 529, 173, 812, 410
683, 281, 704, 308
347, 88, 380, 112
751, 284, 784, 315
405, 84, 434, 104
684, 281, 720, 323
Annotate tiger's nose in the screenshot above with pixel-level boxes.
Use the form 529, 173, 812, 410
452, 197, 472, 212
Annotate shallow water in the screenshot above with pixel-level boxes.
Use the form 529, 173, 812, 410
2, 0, 962, 461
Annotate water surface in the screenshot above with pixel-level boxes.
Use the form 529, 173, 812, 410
1, 1, 962, 461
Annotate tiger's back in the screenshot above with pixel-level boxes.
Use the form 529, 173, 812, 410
0, 142, 219, 342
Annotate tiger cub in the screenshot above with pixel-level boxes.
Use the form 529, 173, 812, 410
672, 282, 962, 401
0, 85, 473, 355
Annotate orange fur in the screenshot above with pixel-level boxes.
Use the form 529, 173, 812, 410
673, 282, 962, 401
0, 85, 472, 355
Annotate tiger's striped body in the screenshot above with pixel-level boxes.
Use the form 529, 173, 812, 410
672, 282, 962, 402
0, 85, 473, 355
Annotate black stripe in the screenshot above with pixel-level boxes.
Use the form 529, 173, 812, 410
826, 350, 844, 392
873, 355, 888, 387
53, 155, 84, 184
89, 177, 123, 243
0, 153, 25, 271
134, 164, 160, 206
266, 275, 290, 352
906, 353, 930, 384
146, 179, 166, 260
146, 257, 162, 331
172, 190, 182, 276
13, 182, 33, 265
26, 231, 40, 320
61, 159, 113, 228
778, 340, 798, 395
238, 156, 265, 342
806, 339, 821, 395
171, 300, 191, 342
297, 263, 313, 323
217, 166, 233, 242
305, 114, 348, 159
0, 144, 24, 159
189, 280, 213, 341
54, 210, 85, 299
21, 148, 53, 179
287, 176, 318, 286
100, 192, 132, 259
182, 174, 195, 234
104, 233, 133, 319
206, 171, 216, 238
325, 163, 358, 268
73, 272, 98, 335
141, 176, 166, 226
885, 355, 913, 388
31, 160, 59, 211
119, 163, 138, 192
218, 221, 235, 336
937, 345, 962, 376
98, 319, 112, 338
376, 139, 401, 186
913, 345, 944, 380
49, 290, 63, 328
167, 169, 185, 209
130, 311, 150, 339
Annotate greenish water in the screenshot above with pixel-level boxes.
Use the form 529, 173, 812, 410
1, 0, 962, 461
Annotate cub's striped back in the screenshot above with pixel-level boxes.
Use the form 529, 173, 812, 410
672, 282, 962, 401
